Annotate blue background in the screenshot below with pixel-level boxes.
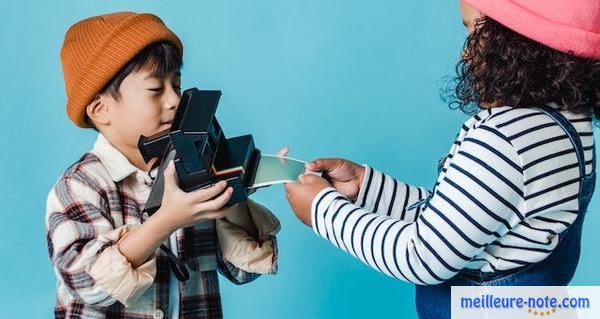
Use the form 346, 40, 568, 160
1, 1, 599, 318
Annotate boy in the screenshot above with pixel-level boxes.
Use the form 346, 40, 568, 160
46, 12, 280, 318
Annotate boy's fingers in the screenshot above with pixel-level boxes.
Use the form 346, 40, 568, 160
276, 147, 289, 157
202, 210, 230, 220
189, 181, 228, 203
212, 206, 234, 219
197, 187, 233, 211
163, 161, 178, 192
193, 207, 229, 222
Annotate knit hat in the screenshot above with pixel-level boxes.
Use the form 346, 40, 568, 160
462, 0, 600, 60
60, 12, 183, 128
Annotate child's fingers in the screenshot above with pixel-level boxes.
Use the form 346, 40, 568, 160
201, 209, 230, 220
276, 147, 289, 157
306, 158, 337, 172
163, 161, 178, 193
276, 147, 289, 165
195, 187, 233, 212
299, 174, 323, 184
283, 182, 294, 193
189, 181, 228, 203
203, 205, 233, 220
283, 181, 302, 196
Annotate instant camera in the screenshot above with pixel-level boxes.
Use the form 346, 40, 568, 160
139, 88, 261, 215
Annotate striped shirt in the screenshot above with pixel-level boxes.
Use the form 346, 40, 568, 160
311, 105, 595, 285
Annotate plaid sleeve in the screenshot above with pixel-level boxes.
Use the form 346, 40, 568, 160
215, 243, 261, 285
45, 172, 123, 307
215, 200, 279, 284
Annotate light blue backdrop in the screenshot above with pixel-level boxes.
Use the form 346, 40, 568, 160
1, 1, 599, 318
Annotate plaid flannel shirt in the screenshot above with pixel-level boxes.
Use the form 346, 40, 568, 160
46, 134, 274, 318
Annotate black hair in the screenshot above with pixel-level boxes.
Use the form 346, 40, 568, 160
85, 41, 183, 129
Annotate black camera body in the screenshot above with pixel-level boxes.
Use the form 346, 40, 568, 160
139, 88, 261, 215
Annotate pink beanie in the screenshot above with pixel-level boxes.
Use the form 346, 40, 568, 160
462, 0, 600, 59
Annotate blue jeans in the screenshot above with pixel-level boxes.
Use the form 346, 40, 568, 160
415, 106, 596, 319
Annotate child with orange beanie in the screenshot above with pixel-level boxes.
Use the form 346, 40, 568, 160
46, 12, 281, 319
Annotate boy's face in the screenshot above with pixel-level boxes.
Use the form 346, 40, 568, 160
98, 68, 181, 167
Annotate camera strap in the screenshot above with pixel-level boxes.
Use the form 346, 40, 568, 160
159, 244, 190, 282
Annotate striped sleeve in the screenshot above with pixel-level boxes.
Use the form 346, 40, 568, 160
311, 123, 525, 284
354, 165, 431, 222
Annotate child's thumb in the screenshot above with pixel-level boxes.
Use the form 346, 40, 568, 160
163, 161, 178, 192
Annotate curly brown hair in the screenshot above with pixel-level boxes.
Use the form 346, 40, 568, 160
446, 16, 600, 122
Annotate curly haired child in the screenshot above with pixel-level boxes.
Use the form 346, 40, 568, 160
285, 1, 600, 318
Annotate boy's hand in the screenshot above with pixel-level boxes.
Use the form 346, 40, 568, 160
158, 161, 233, 231
284, 174, 332, 226
305, 158, 365, 201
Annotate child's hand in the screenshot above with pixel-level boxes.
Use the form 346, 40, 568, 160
158, 161, 233, 231
305, 158, 365, 201
284, 174, 332, 226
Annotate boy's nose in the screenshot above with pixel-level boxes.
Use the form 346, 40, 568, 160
164, 88, 180, 110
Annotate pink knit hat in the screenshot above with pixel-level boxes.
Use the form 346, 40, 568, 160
462, 0, 600, 59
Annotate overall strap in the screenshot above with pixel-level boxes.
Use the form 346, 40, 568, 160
536, 105, 588, 193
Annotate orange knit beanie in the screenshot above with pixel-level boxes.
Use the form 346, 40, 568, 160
60, 12, 183, 127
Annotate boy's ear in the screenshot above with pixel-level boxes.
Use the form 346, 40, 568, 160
85, 95, 110, 127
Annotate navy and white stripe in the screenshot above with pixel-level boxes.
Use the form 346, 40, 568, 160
311, 105, 594, 285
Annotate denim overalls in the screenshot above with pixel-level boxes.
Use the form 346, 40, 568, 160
415, 106, 596, 319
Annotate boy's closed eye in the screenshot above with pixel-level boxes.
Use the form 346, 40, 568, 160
147, 85, 181, 92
